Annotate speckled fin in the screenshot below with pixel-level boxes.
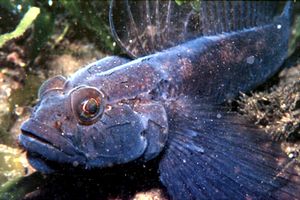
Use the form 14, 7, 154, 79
159, 101, 300, 199
109, 0, 282, 58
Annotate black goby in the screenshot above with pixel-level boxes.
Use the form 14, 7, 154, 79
19, 1, 300, 199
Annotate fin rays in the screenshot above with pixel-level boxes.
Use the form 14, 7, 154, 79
172, 129, 284, 181
159, 99, 299, 199
109, 0, 281, 58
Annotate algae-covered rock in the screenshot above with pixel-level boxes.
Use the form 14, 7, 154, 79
239, 64, 300, 141
0, 173, 44, 200
0, 7, 40, 48
0, 68, 24, 145
239, 56, 300, 172
0, 144, 32, 186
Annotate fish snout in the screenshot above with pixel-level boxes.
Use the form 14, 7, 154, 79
19, 119, 86, 172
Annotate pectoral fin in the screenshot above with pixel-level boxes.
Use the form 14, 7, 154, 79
159, 100, 300, 199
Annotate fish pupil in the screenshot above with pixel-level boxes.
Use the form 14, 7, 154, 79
82, 98, 99, 116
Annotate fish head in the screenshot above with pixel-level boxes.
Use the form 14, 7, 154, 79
19, 75, 149, 173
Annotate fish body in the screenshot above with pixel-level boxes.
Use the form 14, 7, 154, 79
19, 1, 300, 199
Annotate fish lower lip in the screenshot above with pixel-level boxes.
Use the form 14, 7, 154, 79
27, 152, 55, 173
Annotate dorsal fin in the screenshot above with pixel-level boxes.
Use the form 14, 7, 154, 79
109, 0, 281, 58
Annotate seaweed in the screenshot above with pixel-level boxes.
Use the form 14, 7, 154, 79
0, 7, 40, 48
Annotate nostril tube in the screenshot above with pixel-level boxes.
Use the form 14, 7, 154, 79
54, 121, 62, 130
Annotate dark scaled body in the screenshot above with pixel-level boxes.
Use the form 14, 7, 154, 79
19, 1, 300, 199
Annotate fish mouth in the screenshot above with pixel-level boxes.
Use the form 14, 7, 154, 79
21, 129, 56, 149
19, 119, 86, 173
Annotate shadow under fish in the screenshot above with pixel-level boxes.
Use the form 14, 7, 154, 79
18, 161, 168, 200
18, 1, 300, 199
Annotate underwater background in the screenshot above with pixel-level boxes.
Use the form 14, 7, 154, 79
0, 1, 300, 199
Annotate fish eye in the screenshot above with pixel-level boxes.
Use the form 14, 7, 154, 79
70, 86, 105, 125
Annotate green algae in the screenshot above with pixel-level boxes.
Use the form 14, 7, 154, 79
0, 7, 40, 48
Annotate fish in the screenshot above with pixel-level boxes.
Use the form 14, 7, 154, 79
19, 1, 300, 199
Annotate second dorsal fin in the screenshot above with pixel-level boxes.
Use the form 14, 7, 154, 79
109, 0, 282, 58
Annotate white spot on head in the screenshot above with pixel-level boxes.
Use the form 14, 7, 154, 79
277, 24, 282, 29
246, 55, 255, 65
216, 113, 222, 119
